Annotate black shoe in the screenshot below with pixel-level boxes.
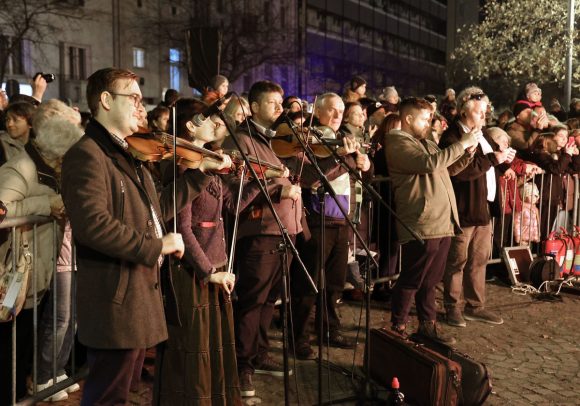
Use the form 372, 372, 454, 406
239, 371, 255, 397
417, 321, 456, 346
321, 331, 356, 349
254, 355, 293, 377
371, 285, 392, 302
290, 341, 317, 360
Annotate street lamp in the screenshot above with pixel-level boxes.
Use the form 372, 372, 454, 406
565, 0, 575, 108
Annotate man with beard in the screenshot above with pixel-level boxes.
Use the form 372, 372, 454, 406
385, 97, 477, 344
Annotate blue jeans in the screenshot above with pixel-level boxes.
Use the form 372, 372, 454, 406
37, 271, 74, 384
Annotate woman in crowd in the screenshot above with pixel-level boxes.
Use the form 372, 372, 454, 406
342, 101, 366, 141
522, 129, 579, 239
0, 102, 36, 167
0, 99, 82, 403
147, 105, 170, 132
223, 95, 251, 127
343, 76, 367, 103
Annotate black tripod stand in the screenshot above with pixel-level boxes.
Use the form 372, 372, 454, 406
218, 108, 317, 406
282, 121, 422, 405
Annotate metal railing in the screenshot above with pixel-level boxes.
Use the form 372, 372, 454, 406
1, 215, 84, 406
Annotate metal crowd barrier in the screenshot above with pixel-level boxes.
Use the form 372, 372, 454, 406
0, 215, 84, 406
368, 172, 580, 285
490, 173, 580, 263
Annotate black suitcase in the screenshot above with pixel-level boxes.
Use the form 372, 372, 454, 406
411, 333, 492, 406
368, 328, 462, 406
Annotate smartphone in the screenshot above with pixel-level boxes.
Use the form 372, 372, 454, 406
568, 136, 576, 147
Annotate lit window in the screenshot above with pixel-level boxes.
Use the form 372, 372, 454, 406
133, 47, 145, 68
169, 48, 180, 90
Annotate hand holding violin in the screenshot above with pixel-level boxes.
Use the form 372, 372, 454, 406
198, 152, 232, 173
336, 136, 359, 156
281, 184, 301, 201
264, 165, 289, 179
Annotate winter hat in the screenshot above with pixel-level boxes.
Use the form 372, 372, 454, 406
513, 100, 533, 118
525, 82, 541, 100
211, 74, 228, 90
350, 75, 367, 91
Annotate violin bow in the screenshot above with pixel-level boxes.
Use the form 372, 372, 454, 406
295, 95, 318, 182
172, 105, 177, 233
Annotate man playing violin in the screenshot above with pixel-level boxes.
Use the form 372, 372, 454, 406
290, 92, 371, 359
222, 80, 301, 398
61, 68, 230, 406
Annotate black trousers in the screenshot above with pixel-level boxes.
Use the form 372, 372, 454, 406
391, 237, 451, 326
233, 235, 293, 374
291, 224, 349, 344
81, 347, 145, 406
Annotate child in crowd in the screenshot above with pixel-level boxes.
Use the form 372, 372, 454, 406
514, 182, 540, 246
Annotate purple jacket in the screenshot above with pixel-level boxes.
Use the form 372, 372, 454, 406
177, 174, 260, 280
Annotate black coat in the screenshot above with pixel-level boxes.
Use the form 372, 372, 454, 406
439, 122, 500, 227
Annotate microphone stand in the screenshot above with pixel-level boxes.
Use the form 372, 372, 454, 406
286, 120, 422, 405
309, 128, 423, 246
217, 111, 317, 406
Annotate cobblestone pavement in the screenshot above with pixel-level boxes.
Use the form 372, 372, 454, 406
39, 279, 580, 405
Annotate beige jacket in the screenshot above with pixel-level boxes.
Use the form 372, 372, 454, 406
0, 151, 61, 308
385, 129, 465, 243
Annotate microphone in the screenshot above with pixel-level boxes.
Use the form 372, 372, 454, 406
191, 91, 234, 127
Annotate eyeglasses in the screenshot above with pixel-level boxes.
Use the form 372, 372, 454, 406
467, 93, 487, 101
108, 92, 142, 107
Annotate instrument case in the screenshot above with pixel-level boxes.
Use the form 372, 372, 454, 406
411, 333, 492, 405
368, 328, 461, 406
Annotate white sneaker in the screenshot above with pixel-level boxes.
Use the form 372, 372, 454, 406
28, 379, 69, 402
56, 373, 81, 393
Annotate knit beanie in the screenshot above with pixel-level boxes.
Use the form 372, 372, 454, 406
525, 82, 541, 100
350, 75, 367, 91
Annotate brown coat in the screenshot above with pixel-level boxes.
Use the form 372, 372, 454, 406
61, 119, 210, 349
222, 121, 302, 238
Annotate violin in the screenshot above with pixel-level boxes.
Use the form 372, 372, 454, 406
126, 131, 287, 179
271, 123, 371, 159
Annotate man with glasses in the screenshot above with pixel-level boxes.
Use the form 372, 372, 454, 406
439, 86, 513, 329
61, 68, 230, 405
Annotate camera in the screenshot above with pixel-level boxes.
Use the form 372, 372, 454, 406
34, 72, 55, 83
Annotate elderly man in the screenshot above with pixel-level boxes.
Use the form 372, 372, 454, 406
439, 87, 513, 329
386, 97, 477, 344
61, 68, 228, 405
290, 92, 369, 359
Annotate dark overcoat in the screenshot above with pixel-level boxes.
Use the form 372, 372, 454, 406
61, 119, 209, 349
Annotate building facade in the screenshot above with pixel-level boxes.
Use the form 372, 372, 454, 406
300, 0, 448, 99
1, 0, 452, 109
0, 0, 190, 111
